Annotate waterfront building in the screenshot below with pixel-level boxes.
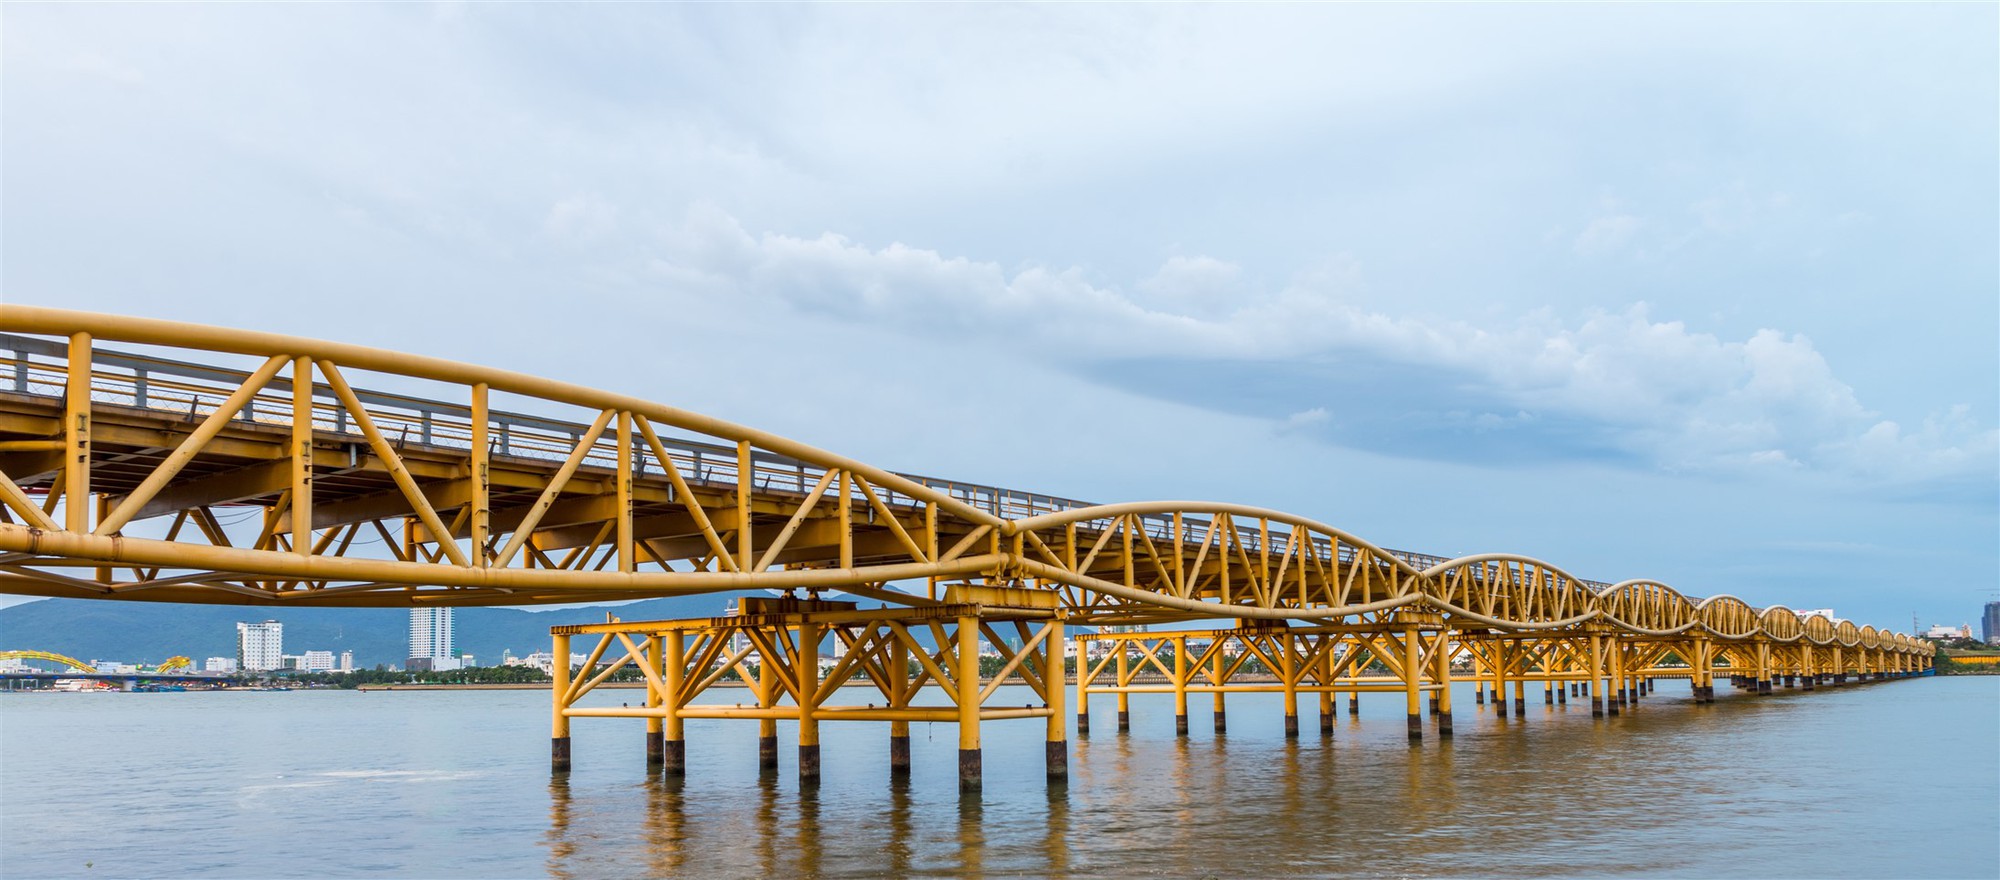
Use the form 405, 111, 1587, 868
236, 620, 283, 671
339, 650, 354, 671
1922, 623, 1971, 640
93, 660, 137, 674
408, 607, 455, 669
518, 651, 591, 674
1983, 602, 2000, 645
300, 650, 335, 673
205, 657, 238, 673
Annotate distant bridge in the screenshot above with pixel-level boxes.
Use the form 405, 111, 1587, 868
0, 306, 1931, 787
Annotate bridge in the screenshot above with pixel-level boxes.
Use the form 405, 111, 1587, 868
0, 649, 226, 690
0, 306, 1931, 787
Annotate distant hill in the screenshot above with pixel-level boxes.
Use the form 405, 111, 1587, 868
0, 594, 754, 669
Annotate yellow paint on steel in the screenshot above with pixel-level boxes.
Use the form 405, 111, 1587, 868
0, 306, 1928, 672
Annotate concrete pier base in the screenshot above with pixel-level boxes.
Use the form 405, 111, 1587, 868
889, 735, 911, 776
959, 748, 981, 791
799, 744, 821, 785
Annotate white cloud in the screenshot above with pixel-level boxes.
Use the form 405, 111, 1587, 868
1573, 211, 1642, 254
650, 210, 1998, 488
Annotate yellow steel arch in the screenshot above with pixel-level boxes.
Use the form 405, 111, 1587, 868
1697, 595, 1762, 640
1760, 605, 1805, 642
155, 656, 193, 673
1595, 579, 1699, 636
1419, 554, 1599, 630
0, 306, 1927, 665
0, 650, 96, 673
1836, 619, 1862, 647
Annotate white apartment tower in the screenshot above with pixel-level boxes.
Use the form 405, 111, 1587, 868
409, 607, 455, 666
237, 620, 283, 672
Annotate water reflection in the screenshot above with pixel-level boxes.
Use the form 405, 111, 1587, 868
753, 770, 780, 876
528, 683, 1993, 879
955, 792, 984, 876
1042, 785, 1070, 876
543, 775, 575, 880
885, 776, 914, 876
642, 776, 685, 877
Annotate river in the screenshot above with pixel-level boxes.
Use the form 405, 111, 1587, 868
2, 676, 1994, 878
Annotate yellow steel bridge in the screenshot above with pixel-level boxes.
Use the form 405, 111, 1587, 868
0, 305, 1931, 787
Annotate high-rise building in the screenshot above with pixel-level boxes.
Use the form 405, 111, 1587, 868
300, 650, 336, 673
237, 620, 283, 671
409, 608, 455, 668
1983, 601, 2000, 645
339, 650, 354, 671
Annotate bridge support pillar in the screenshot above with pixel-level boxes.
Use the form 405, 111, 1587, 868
1589, 636, 1605, 717
1607, 640, 1622, 716
551, 632, 572, 773
798, 622, 821, 787
1318, 644, 1335, 735
1075, 647, 1090, 738
1433, 631, 1454, 739
548, 591, 1061, 792
664, 632, 688, 776
890, 725, 912, 776
1208, 648, 1224, 736
957, 613, 983, 792
1046, 617, 1067, 784
1116, 647, 1131, 732
1173, 635, 1190, 738
1402, 625, 1423, 743
758, 656, 780, 772
645, 634, 665, 770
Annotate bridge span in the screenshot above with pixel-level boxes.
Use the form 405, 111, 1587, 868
0, 306, 1931, 788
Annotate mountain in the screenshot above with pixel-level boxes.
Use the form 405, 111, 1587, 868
0, 594, 752, 669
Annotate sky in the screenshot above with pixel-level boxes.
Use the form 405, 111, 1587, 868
3, 4, 1995, 632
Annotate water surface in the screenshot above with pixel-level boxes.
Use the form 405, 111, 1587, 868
2, 677, 1994, 878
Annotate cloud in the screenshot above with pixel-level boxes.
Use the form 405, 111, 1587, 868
1573, 210, 1642, 254
649, 209, 1998, 490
